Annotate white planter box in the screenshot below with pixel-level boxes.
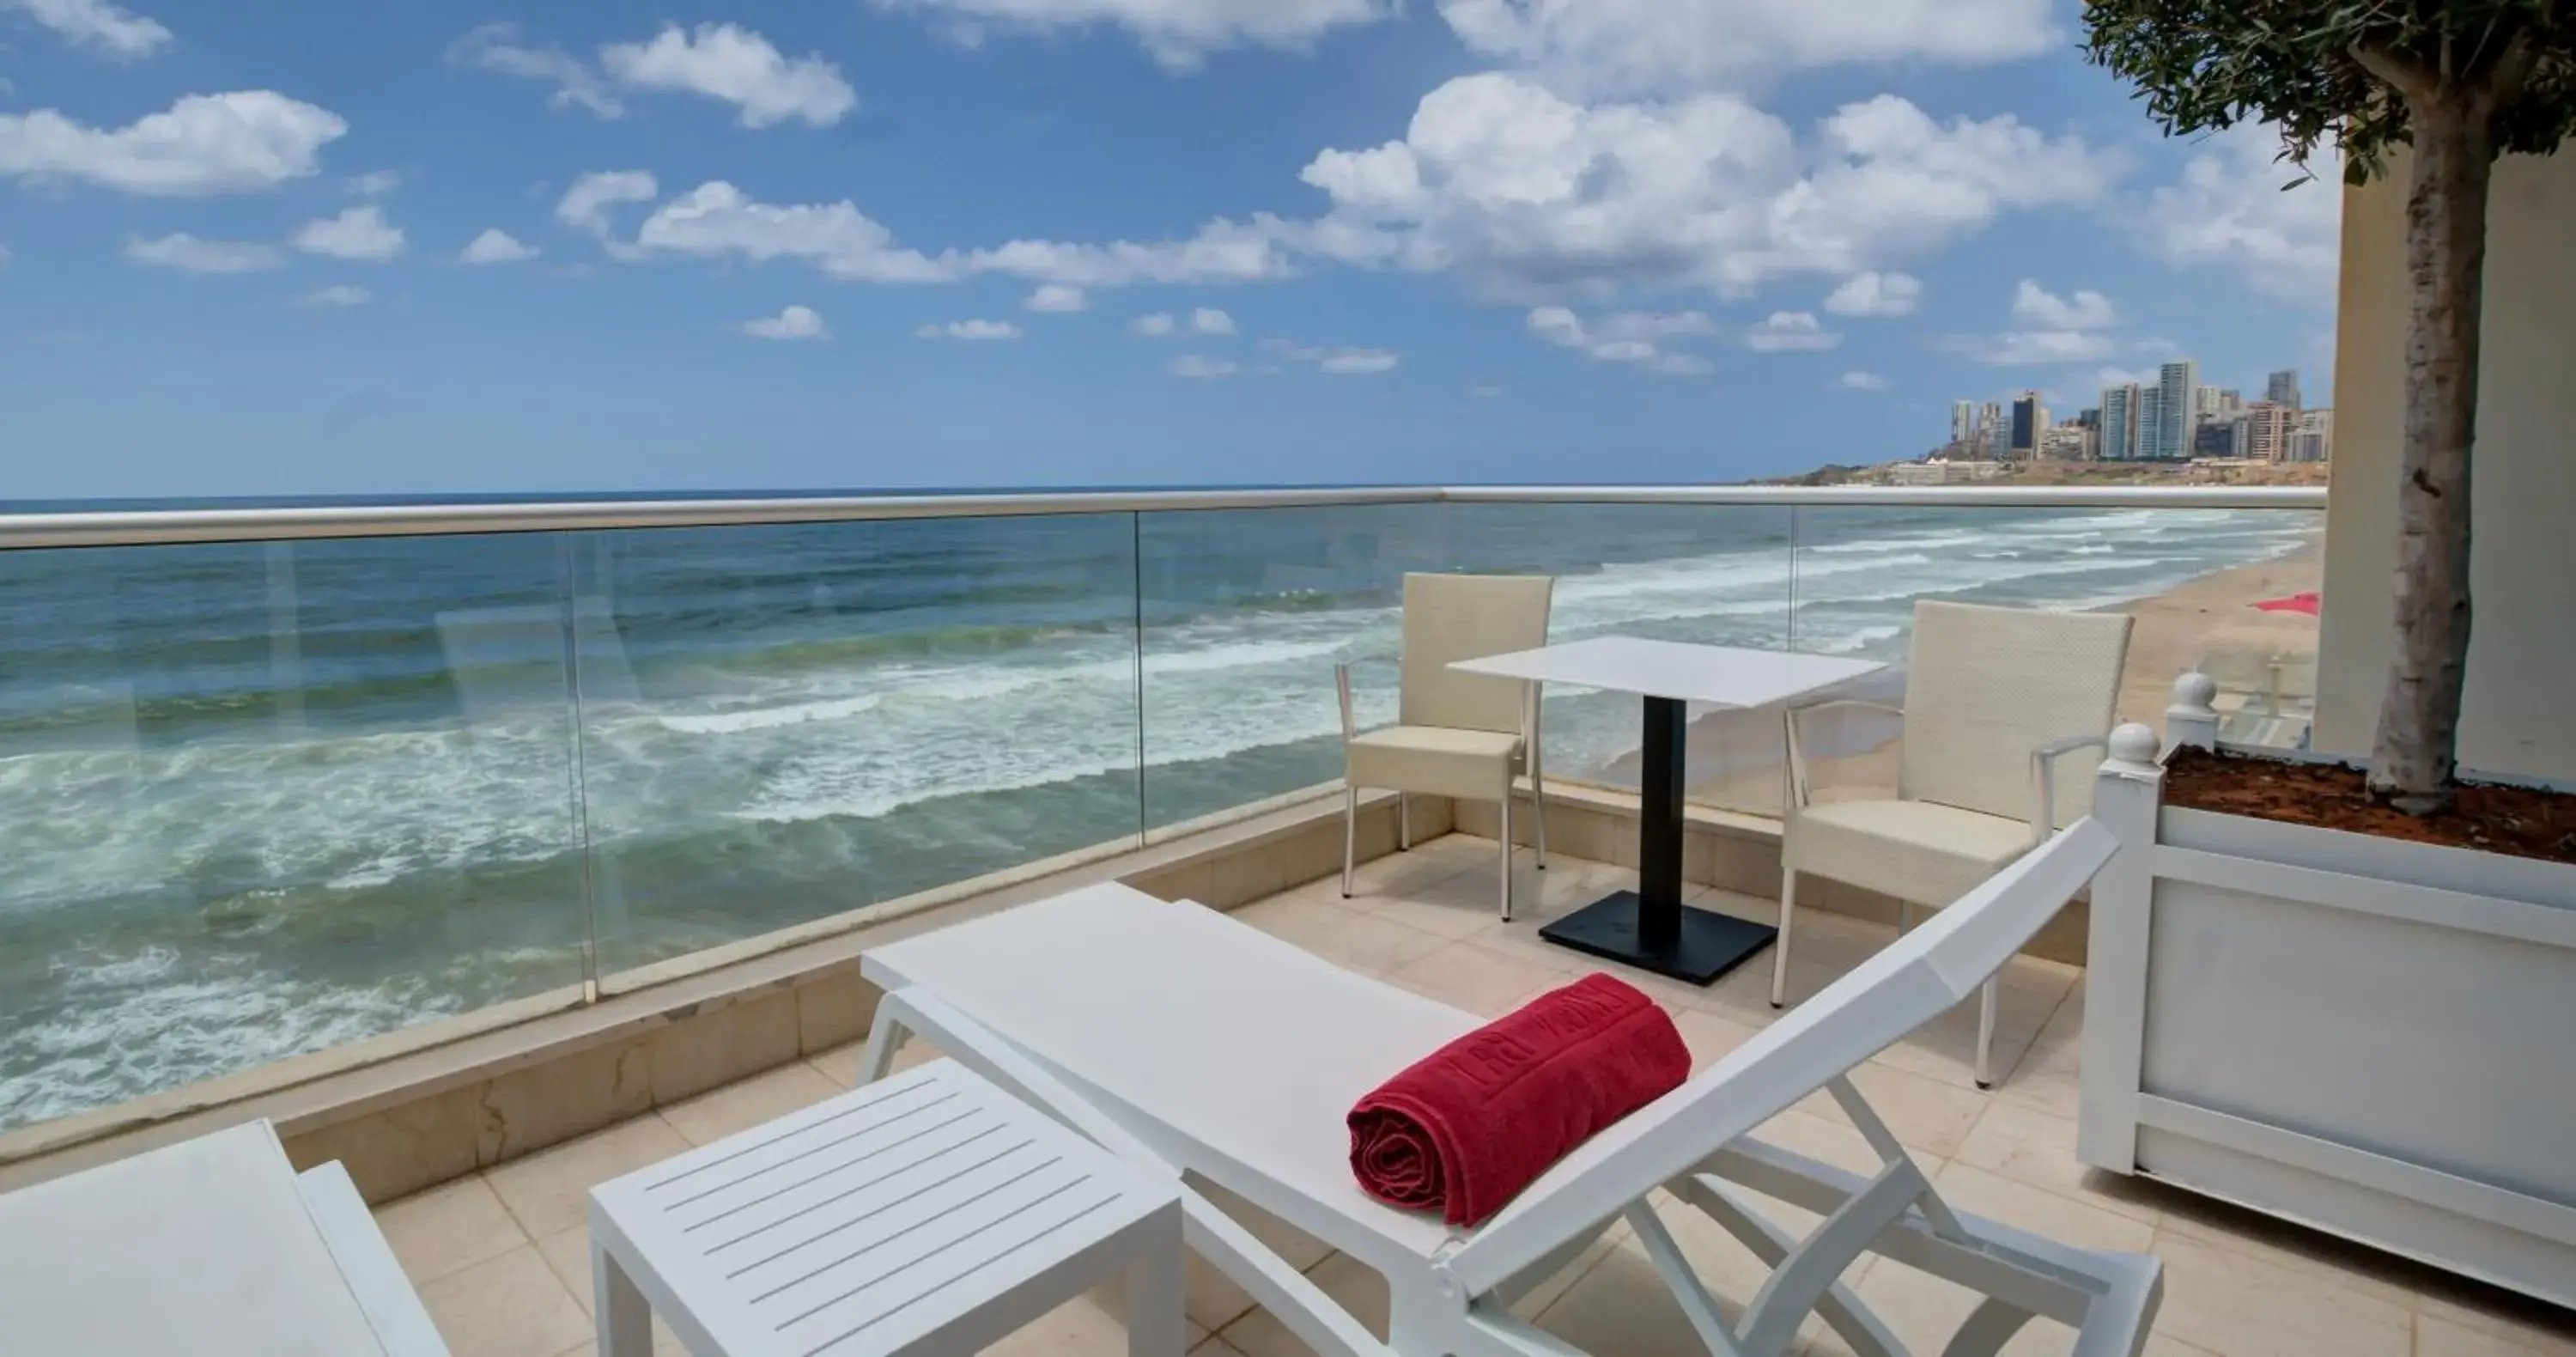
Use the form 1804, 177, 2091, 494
2078, 695, 2576, 1307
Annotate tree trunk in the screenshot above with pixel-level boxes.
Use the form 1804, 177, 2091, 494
2368, 97, 2495, 814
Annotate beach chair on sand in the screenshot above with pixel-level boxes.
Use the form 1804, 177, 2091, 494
856, 819, 2156, 1357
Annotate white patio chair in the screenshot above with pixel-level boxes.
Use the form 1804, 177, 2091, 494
856, 819, 2159, 1357
1338, 572, 1553, 921
1770, 600, 2134, 1088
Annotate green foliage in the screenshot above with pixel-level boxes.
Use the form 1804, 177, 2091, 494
2082, 1, 2576, 181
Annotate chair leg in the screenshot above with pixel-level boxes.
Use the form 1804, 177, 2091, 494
1399, 792, 1412, 850
1531, 770, 1548, 870
1341, 784, 1358, 899
1770, 866, 1797, 1008
1498, 794, 1513, 922
1975, 976, 2000, 1089
1899, 899, 1917, 934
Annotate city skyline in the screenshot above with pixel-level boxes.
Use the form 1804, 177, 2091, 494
1932, 358, 2329, 465
1, 1, 2340, 498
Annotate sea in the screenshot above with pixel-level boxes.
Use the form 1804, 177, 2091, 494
0, 497, 2317, 1130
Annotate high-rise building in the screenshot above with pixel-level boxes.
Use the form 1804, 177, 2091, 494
2009, 392, 2046, 457
2243, 401, 2294, 461
1978, 400, 2005, 454
2293, 408, 2334, 462
2142, 359, 2200, 459
2195, 423, 2239, 458
1951, 400, 1978, 449
2194, 386, 2225, 420
2268, 369, 2303, 411
2098, 383, 2141, 460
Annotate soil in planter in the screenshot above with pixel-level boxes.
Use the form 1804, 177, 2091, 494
2165, 745, 2576, 866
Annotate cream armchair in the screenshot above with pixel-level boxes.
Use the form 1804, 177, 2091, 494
1338, 573, 1553, 920
1771, 600, 2135, 1087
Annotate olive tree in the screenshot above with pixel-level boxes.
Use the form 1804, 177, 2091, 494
2085, 1, 2574, 812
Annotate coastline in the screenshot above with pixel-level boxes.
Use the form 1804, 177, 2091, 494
1589, 539, 2327, 812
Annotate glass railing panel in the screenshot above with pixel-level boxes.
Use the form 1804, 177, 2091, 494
1439, 502, 1797, 818
0, 534, 588, 1134
570, 513, 1144, 981
1133, 503, 1449, 833
1785, 506, 2331, 805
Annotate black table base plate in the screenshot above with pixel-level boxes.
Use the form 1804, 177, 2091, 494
1539, 891, 1779, 987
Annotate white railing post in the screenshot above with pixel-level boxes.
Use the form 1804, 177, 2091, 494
2077, 723, 2163, 1173
2164, 672, 2221, 754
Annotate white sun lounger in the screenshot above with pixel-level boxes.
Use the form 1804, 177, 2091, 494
856, 818, 2156, 1357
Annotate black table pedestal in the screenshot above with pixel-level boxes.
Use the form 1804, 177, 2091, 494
1538, 695, 1778, 986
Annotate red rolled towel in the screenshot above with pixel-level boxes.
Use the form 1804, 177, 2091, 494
1348, 973, 1690, 1227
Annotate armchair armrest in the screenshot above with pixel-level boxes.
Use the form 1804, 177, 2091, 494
2026, 733, 2111, 843
1334, 654, 1401, 744
1783, 700, 1906, 811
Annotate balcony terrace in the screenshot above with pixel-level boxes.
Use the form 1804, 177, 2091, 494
357, 832, 2574, 1357
4, 484, 2566, 1356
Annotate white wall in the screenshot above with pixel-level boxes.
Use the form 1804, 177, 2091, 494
2315, 148, 2576, 781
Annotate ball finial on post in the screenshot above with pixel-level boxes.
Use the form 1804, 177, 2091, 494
2165, 671, 2221, 752
2108, 721, 2160, 769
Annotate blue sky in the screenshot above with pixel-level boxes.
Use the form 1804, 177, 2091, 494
0, 0, 2340, 499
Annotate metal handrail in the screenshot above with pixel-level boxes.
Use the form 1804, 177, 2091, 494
0, 483, 2328, 551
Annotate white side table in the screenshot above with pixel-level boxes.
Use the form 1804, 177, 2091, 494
590, 1058, 1185, 1357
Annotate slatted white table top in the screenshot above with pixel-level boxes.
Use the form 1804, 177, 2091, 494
0, 1121, 388, 1356
591, 1058, 1180, 1357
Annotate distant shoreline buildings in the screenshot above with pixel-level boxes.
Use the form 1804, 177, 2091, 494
1933, 362, 2330, 467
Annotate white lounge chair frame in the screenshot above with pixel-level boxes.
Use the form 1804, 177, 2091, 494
856, 818, 2157, 1357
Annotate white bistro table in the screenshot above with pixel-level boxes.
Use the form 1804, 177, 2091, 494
590, 1056, 1185, 1357
0, 1120, 445, 1356
1454, 636, 1883, 985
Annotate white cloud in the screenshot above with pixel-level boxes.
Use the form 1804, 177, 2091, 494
556, 170, 659, 239
2138, 121, 2342, 307
744, 304, 828, 340
1189, 307, 1235, 336
292, 204, 404, 261
600, 23, 856, 129
461, 228, 538, 265
452, 24, 623, 118
2010, 279, 2115, 330
123, 232, 283, 272
616, 180, 1291, 289
1169, 354, 1240, 379
873, 0, 1392, 70
1838, 370, 1889, 391
1939, 330, 2123, 365
344, 169, 398, 197
1434, 0, 2056, 96
0, 0, 170, 57
1130, 313, 1178, 338
1024, 283, 1090, 313
298, 284, 371, 307
1526, 306, 1716, 374
1824, 271, 1918, 317
1743, 311, 1838, 351
918, 319, 1022, 340
1294, 76, 2120, 301
1266, 338, 1399, 374
0, 90, 346, 196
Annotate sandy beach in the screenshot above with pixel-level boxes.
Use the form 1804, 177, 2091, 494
1592, 539, 2327, 813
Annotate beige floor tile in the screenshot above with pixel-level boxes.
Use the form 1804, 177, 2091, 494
484, 1114, 691, 1238
1798, 1059, 1992, 1159
1172, 1179, 1336, 1332
1348, 837, 1492, 898
1359, 879, 1520, 940
1260, 903, 1449, 977
805, 1040, 865, 1090
2415, 1286, 2576, 1355
533, 1225, 595, 1314
1191, 1336, 1252, 1356
1669, 1006, 1765, 1074
1529, 1236, 1736, 1357
1218, 1252, 1389, 1357
374, 1174, 531, 1287
983, 1293, 1140, 1356
1384, 940, 1569, 1016
2146, 1225, 2412, 1357
2416, 1310, 2576, 1356
1929, 1161, 2154, 1254
1822, 1257, 2089, 1357
655, 1060, 841, 1147
419, 1244, 597, 1357
1951, 1099, 2160, 1225
2150, 1190, 2417, 1305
